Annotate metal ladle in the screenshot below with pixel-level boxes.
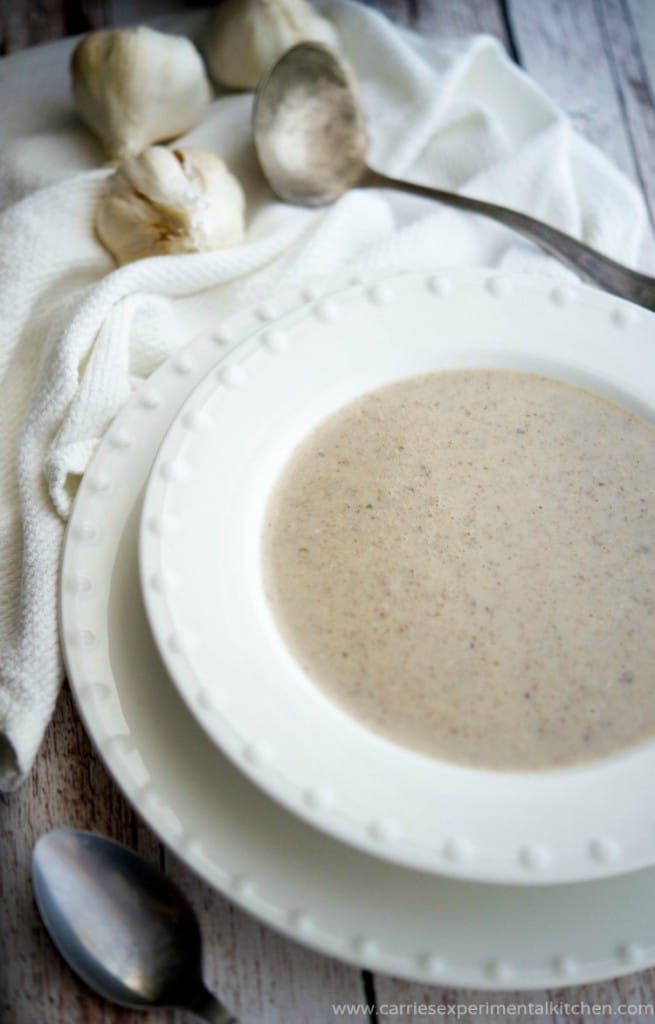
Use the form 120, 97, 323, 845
32, 829, 237, 1023
253, 43, 655, 311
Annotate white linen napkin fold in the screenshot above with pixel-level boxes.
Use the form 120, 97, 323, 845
0, 0, 647, 790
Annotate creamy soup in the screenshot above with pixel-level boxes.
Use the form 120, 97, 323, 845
261, 370, 655, 770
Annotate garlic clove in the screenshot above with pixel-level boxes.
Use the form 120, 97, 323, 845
71, 27, 212, 161
205, 0, 340, 91
95, 145, 246, 265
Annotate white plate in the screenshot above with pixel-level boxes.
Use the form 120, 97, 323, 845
139, 268, 655, 886
61, 287, 655, 990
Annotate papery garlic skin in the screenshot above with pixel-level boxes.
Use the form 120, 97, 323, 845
95, 146, 246, 264
206, 0, 339, 91
71, 27, 212, 160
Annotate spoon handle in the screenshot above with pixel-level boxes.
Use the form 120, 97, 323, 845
189, 986, 238, 1024
369, 169, 655, 311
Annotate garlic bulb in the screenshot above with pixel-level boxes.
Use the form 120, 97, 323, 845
71, 27, 212, 160
206, 0, 339, 91
95, 146, 246, 264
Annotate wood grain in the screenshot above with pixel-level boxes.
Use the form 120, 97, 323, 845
164, 850, 365, 1024
0, 0, 106, 54
504, 0, 655, 269
0, 686, 161, 1024
412, 0, 509, 42
373, 974, 655, 1023
504, 0, 634, 175
3, 1, 655, 1022
596, 0, 655, 230
628, 0, 655, 87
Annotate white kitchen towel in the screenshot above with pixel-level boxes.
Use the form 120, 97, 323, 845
0, 1, 647, 790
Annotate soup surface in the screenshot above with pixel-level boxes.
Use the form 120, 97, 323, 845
261, 370, 655, 770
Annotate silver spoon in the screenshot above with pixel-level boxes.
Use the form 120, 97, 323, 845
253, 42, 655, 311
32, 829, 237, 1023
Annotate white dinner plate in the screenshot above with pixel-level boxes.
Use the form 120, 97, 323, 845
139, 268, 655, 886
61, 281, 655, 988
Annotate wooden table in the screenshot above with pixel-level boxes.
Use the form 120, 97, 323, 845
2, 1, 655, 1021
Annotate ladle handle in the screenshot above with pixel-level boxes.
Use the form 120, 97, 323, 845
188, 985, 238, 1024
369, 169, 655, 311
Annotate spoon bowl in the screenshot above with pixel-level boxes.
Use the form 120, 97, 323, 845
32, 829, 236, 1023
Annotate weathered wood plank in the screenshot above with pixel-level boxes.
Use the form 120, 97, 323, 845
0, 0, 107, 55
0, 685, 164, 1024
164, 849, 367, 1024
627, 0, 655, 90
411, 0, 509, 44
0, 0, 65, 54
595, 0, 655, 227
106, 0, 412, 30
374, 974, 655, 1023
107, 0, 208, 29
505, 0, 655, 278
4, 2, 655, 1022
504, 0, 635, 177
65, 0, 108, 35
628, 0, 655, 90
